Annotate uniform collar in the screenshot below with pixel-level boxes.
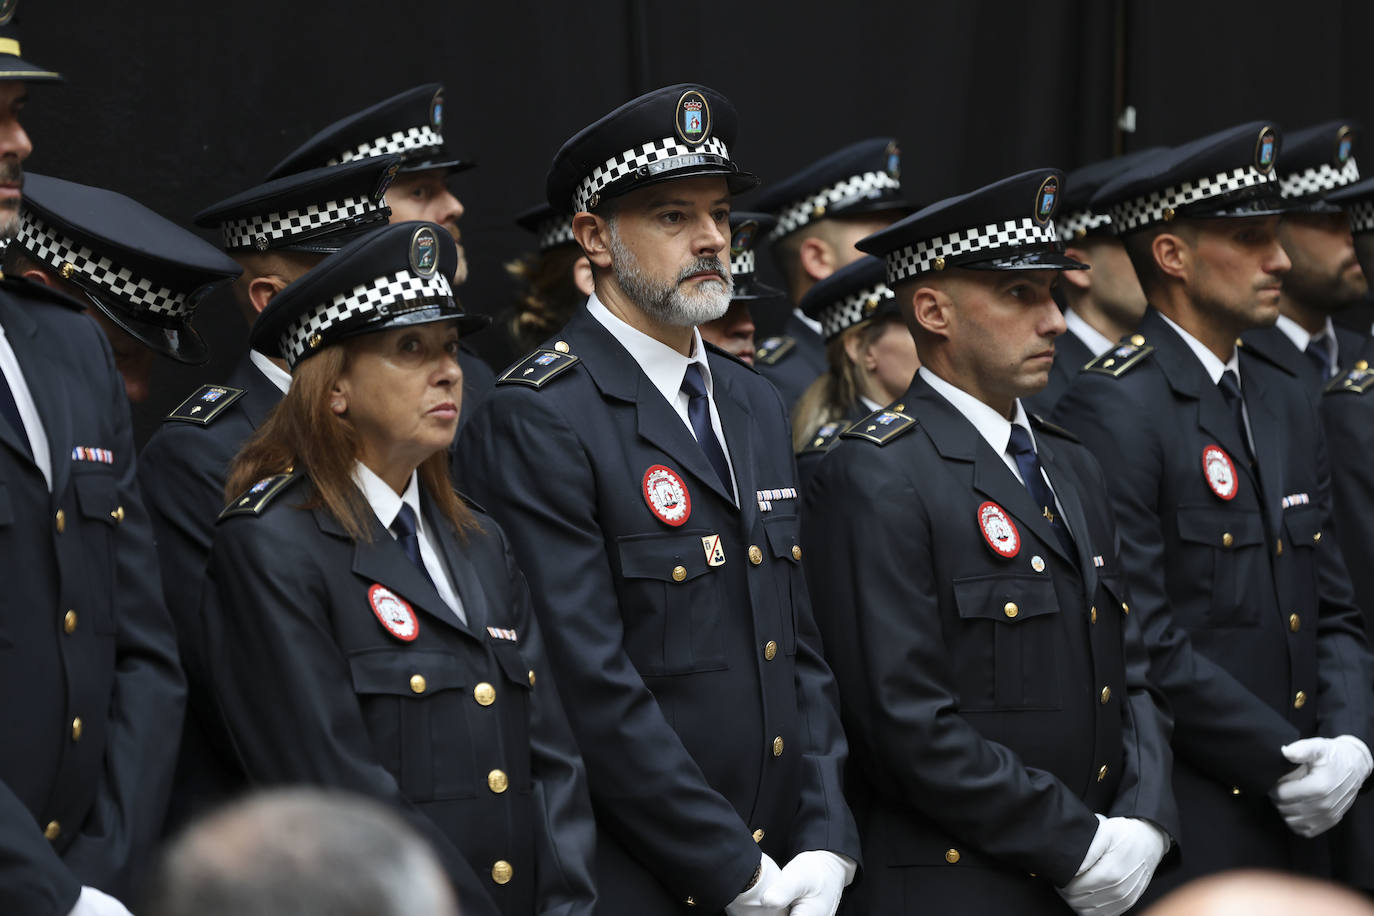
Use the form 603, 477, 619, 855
352, 460, 422, 533
792, 306, 823, 336
1157, 310, 1240, 386
586, 291, 714, 406
249, 348, 292, 394
1063, 308, 1115, 356
1274, 312, 1335, 352
918, 366, 1035, 457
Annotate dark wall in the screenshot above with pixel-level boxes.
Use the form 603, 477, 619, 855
10, 0, 1360, 441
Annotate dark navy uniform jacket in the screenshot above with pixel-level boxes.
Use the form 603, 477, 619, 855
457, 307, 860, 914
1241, 322, 1366, 397
1023, 328, 1093, 418
794, 400, 869, 497
0, 281, 185, 913
201, 476, 596, 916
803, 375, 1176, 915
757, 312, 825, 409
1054, 307, 1374, 892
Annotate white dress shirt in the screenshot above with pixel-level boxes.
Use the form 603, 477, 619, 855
0, 319, 51, 489
250, 349, 292, 394
587, 293, 738, 503
1158, 311, 1252, 448
1063, 308, 1116, 357
353, 461, 466, 625
1275, 313, 1339, 374
793, 307, 823, 336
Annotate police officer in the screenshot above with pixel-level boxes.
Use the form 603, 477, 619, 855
202, 222, 596, 916
696, 211, 783, 365
804, 168, 1177, 915
1023, 149, 1158, 416
458, 84, 860, 914
1241, 121, 1367, 391
136, 155, 403, 830
1054, 123, 1374, 896
0, 11, 186, 914
752, 138, 913, 407
499, 203, 593, 368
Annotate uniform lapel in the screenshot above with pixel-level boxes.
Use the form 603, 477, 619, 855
2, 297, 74, 494
1236, 360, 1285, 538
425, 501, 491, 633
1035, 434, 1097, 596
711, 363, 754, 522
347, 512, 474, 637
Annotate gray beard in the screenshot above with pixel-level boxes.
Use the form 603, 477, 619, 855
608, 221, 732, 327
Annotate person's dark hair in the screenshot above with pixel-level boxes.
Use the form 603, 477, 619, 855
1121, 221, 1196, 299
791, 315, 897, 450
504, 244, 587, 352
2, 243, 47, 279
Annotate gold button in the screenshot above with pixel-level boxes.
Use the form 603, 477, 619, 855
409, 674, 427, 694
1097, 764, 1108, 782
1090, 606, 1098, 624
488, 769, 509, 794
945, 848, 960, 864
1231, 786, 1242, 796
752, 828, 765, 843
59, 261, 75, 279
1003, 602, 1019, 619
491, 860, 513, 885
1294, 690, 1307, 709
933, 255, 946, 271
55, 509, 65, 533
1163, 206, 1176, 221
764, 640, 777, 661
63, 610, 77, 634
772, 736, 784, 757
1130, 334, 1146, 347
308, 332, 322, 349
1358, 360, 1370, 372
71, 717, 82, 741
1276, 538, 1284, 556
110, 505, 124, 523
1100, 686, 1111, 704
1314, 531, 1322, 543
1122, 602, 1129, 615
685, 897, 696, 907
474, 682, 496, 706
1222, 532, 1234, 547
1289, 613, 1300, 632
672, 565, 687, 582
43, 821, 59, 841
749, 545, 763, 565
554, 340, 570, 353
791, 545, 802, 561
528, 669, 536, 687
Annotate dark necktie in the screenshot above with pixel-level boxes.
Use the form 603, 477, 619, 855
1304, 334, 1334, 380
680, 363, 733, 495
1006, 425, 1076, 560
0, 366, 31, 456
1217, 369, 1254, 461
391, 503, 435, 588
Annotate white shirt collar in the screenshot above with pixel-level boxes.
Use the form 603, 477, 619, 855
587, 291, 714, 404
793, 307, 823, 336
859, 395, 884, 413
919, 366, 1035, 457
1063, 309, 1116, 357
1274, 312, 1336, 354
1157, 311, 1239, 385
353, 460, 422, 533
249, 349, 292, 394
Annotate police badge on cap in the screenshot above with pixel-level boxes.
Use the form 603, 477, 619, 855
1256, 127, 1277, 173
1035, 176, 1059, 225
409, 225, 439, 278
676, 90, 711, 146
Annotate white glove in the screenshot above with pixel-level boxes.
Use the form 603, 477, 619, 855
68, 886, 133, 916
758, 850, 857, 916
1270, 735, 1374, 838
1058, 814, 1169, 916
725, 852, 786, 916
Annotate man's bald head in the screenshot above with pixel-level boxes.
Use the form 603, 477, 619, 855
1143, 871, 1374, 916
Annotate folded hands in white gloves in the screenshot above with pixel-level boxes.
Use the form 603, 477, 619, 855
1270, 735, 1373, 838
1058, 814, 1169, 916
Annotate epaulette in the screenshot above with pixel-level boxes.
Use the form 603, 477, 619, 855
497, 347, 580, 388
1325, 361, 1374, 395
1082, 338, 1154, 378
0, 274, 86, 311
218, 471, 302, 520
799, 421, 845, 455
703, 340, 760, 373
841, 408, 917, 446
755, 336, 795, 367
1028, 413, 1081, 442
165, 384, 246, 425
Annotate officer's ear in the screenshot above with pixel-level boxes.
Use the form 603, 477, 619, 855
911, 284, 953, 340
1151, 231, 1191, 282
573, 212, 613, 269
1061, 246, 1093, 290
19, 267, 52, 287
797, 236, 839, 283
248, 275, 290, 315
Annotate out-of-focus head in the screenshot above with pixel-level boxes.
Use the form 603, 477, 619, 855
1142, 870, 1374, 916
698, 211, 781, 363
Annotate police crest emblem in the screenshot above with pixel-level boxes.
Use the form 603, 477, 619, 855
731, 220, 759, 258
1034, 175, 1059, 225
675, 90, 711, 146
1255, 127, 1278, 174
977, 501, 1020, 558
369, 584, 418, 642
1202, 444, 1237, 501
409, 225, 439, 278
1337, 125, 1355, 165
643, 464, 691, 527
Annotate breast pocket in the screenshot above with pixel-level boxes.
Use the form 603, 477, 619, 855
348, 648, 477, 802
763, 514, 802, 656
617, 531, 727, 676
1176, 506, 1266, 628
951, 573, 1062, 710
73, 471, 120, 634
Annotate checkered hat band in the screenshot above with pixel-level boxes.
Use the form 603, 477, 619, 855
279, 269, 453, 367
884, 218, 1058, 284
326, 125, 443, 166
1346, 200, 1374, 234
819, 283, 895, 339
17, 211, 190, 318
572, 135, 730, 212
537, 215, 575, 251
1108, 167, 1277, 232
730, 249, 755, 277
1280, 158, 1360, 199
219, 194, 382, 250
766, 171, 902, 241
1055, 209, 1112, 238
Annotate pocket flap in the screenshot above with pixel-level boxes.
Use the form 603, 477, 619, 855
348, 648, 467, 696
953, 574, 1060, 623
489, 642, 533, 691
763, 514, 801, 563
617, 532, 712, 583
1176, 506, 1264, 547
1283, 506, 1322, 546
74, 473, 118, 525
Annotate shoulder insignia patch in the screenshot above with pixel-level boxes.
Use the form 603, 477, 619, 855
497, 348, 580, 388
165, 384, 246, 425
800, 421, 845, 455
218, 471, 302, 521
755, 336, 796, 367
1082, 341, 1154, 378
1325, 363, 1374, 395
841, 409, 917, 446
1028, 413, 1081, 442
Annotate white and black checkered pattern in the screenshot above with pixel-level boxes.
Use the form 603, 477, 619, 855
16, 210, 190, 318
219, 194, 383, 250
1346, 200, 1374, 234
1108, 166, 1277, 232
1054, 208, 1112, 239
278, 269, 452, 367
536, 213, 575, 251
818, 283, 895, 339
767, 171, 902, 241
326, 125, 443, 166
883, 218, 1058, 284
1280, 157, 1360, 199
572, 135, 730, 212
729, 248, 755, 278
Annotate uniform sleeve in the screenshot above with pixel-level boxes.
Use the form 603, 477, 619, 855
1322, 392, 1374, 620
802, 446, 1100, 887
201, 516, 501, 916
60, 327, 187, 898
1053, 380, 1299, 791
458, 390, 761, 912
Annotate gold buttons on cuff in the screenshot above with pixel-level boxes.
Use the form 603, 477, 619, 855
491, 860, 513, 885
474, 683, 496, 706
43, 821, 59, 841
1289, 613, 1301, 632
71, 717, 82, 741
63, 610, 77, 634
1097, 764, 1109, 782
752, 828, 765, 843
488, 769, 509, 794
1100, 687, 1112, 704
672, 565, 687, 582
945, 848, 960, 864
1294, 690, 1307, 709
55, 509, 65, 533
528, 669, 536, 687
791, 545, 802, 561
409, 674, 427, 694
772, 736, 784, 757
748, 545, 763, 565
764, 640, 777, 661
1003, 602, 1019, 619
554, 340, 570, 353
1222, 532, 1234, 547
1090, 606, 1098, 624
110, 505, 124, 523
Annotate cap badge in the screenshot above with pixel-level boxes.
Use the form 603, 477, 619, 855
409, 225, 439, 278
643, 464, 691, 527
1034, 175, 1059, 225
886, 140, 901, 180
1337, 125, 1354, 165
977, 500, 1020, 558
1202, 444, 1238, 501
0, 0, 17, 27
1255, 127, 1277, 174
429, 90, 444, 132
675, 89, 712, 147
368, 584, 418, 642
731, 219, 759, 257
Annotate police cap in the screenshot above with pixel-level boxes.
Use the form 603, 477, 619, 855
1055, 148, 1166, 241
754, 137, 911, 243
800, 255, 897, 342
1277, 120, 1360, 214
728, 211, 782, 301
0, 1, 58, 82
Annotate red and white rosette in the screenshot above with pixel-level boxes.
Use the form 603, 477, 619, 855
643, 464, 691, 527
369, 584, 418, 642
977, 501, 1020, 558
1201, 444, 1237, 501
